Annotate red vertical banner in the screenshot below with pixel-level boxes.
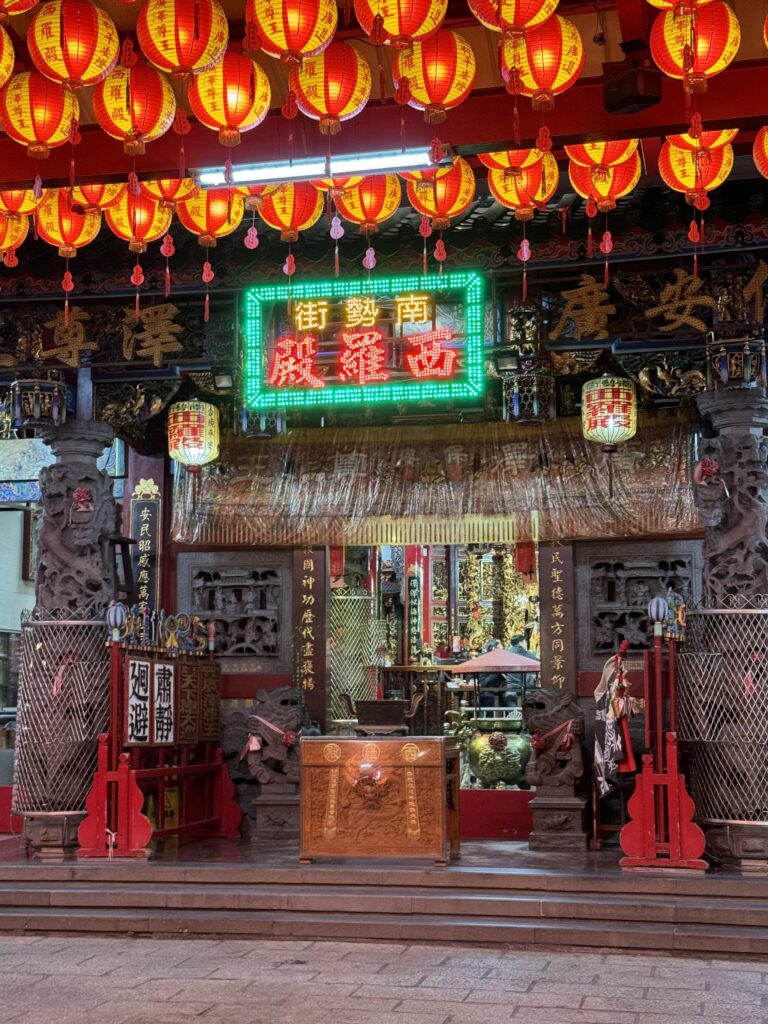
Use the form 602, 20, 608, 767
293, 548, 327, 731
538, 544, 576, 690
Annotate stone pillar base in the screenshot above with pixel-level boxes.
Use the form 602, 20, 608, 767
528, 786, 588, 851
22, 812, 86, 860
704, 822, 768, 874
241, 783, 300, 840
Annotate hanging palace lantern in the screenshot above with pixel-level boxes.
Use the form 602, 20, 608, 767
105, 191, 172, 252
354, 0, 447, 50
70, 183, 125, 212
0, 0, 39, 22
564, 139, 639, 175
501, 15, 584, 111
287, 41, 371, 135
36, 188, 100, 256
168, 400, 220, 474
568, 151, 642, 212
650, 1, 740, 94
0, 24, 14, 92
582, 374, 637, 451
478, 148, 543, 175
658, 139, 733, 206
667, 128, 736, 152
334, 174, 401, 233
392, 30, 476, 124
189, 49, 271, 146
467, 0, 558, 38
139, 178, 197, 210
487, 151, 558, 219
0, 72, 79, 158
0, 213, 28, 263
0, 189, 44, 219
244, 0, 337, 64
177, 189, 244, 246
137, 0, 228, 78
406, 155, 475, 229
92, 63, 176, 155
28, 0, 119, 91
258, 182, 324, 241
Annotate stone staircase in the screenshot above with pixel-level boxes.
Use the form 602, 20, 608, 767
0, 858, 767, 953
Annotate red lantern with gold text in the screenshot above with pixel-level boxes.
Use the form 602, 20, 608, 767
354, 0, 446, 49
139, 178, 197, 210
753, 127, 768, 181
28, 0, 119, 90
258, 182, 324, 241
392, 30, 476, 124
335, 174, 400, 243
70, 183, 125, 212
650, 1, 740, 94
244, 0, 337, 64
0, 0, 38, 22
501, 15, 584, 111
564, 139, 639, 175
406, 156, 475, 229
0, 24, 14, 92
36, 188, 101, 320
93, 63, 176, 155
487, 151, 558, 219
568, 150, 642, 212
177, 189, 244, 320
0, 189, 44, 219
0, 213, 28, 265
106, 190, 171, 252
0, 71, 78, 158
667, 128, 737, 152
236, 184, 278, 212
467, 0, 558, 38
659, 139, 732, 205
288, 41, 371, 134
138, 0, 228, 78
647, 0, 715, 12
478, 148, 542, 174
189, 49, 270, 146
310, 176, 362, 195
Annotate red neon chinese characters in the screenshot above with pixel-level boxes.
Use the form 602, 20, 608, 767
268, 334, 326, 389
339, 329, 390, 384
405, 327, 456, 379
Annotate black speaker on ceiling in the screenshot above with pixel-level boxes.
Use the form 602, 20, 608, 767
603, 65, 662, 114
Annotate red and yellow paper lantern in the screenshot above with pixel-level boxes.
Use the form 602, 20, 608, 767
177, 189, 244, 246
582, 375, 637, 449
502, 14, 584, 110
650, 1, 740, 94
288, 41, 371, 134
753, 127, 768, 180
189, 49, 271, 146
28, 0, 119, 91
478, 148, 543, 174
36, 188, 101, 257
667, 128, 737, 151
392, 30, 476, 124
398, 165, 452, 197
487, 151, 558, 219
568, 150, 642, 212
258, 182, 324, 241
137, 0, 228, 78
658, 139, 733, 204
168, 400, 220, 474
0, 24, 14, 92
0, 213, 28, 259
139, 178, 197, 209
468, 0, 558, 37
0, 0, 39, 23
0, 71, 79, 157
92, 63, 176, 155
0, 189, 44, 219
236, 183, 278, 212
244, 0, 337, 64
334, 174, 401, 233
647, 0, 715, 11
354, 0, 446, 49
406, 155, 475, 229
105, 191, 172, 252
564, 139, 639, 171
70, 183, 125, 212
310, 176, 362, 193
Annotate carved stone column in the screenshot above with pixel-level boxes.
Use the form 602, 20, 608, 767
13, 419, 116, 858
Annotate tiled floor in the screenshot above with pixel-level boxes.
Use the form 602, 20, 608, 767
1, 934, 765, 1024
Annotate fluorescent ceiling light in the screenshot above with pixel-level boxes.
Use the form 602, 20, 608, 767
196, 148, 444, 188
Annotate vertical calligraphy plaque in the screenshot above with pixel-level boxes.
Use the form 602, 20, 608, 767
539, 544, 576, 690
130, 478, 162, 608
407, 571, 422, 661
199, 663, 221, 741
177, 662, 200, 744
125, 657, 151, 745
293, 548, 327, 732
152, 661, 175, 745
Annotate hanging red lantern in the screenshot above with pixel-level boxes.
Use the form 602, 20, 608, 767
392, 30, 476, 124
92, 63, 176, 155
244, 0, 337, 64
0, 0, 39, 22
582, 374, 637, 449
501, 14, 584, 110
478, 148, 543, 174
487, 151, 558, 219
36, 188, 100, 256
0, 189, 45, 219
310, 176, 363, 194
568, 151, 642, 212
353, 0, 446, 49
650, 1, 740, 94
398, 166, 453, 199
468, 0, 558, 37
176, 189, 245, 246
667, 128, 737, 152
564, 139, 639, 173
168, 401, 220, 474
334, 174, 401, 233
0, 213, 28, 261
189, 49, 271, 146
258, 182, 324, 241
28, 0, 119, 91
753, 127, 768, 180
0, 71, 78, 158
70, 183, 125, 212
105, 191, 172, 252
288, 41, 371, 134
139, 178, 198, 210
138, 0, 228, 78
658, 139, 733, 205
0, 24, 14, 92
406, 156, 475, 229
236, 184, 278, 212
647, 0, 715, 12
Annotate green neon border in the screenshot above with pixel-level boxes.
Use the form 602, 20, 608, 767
243, 270, 486, 410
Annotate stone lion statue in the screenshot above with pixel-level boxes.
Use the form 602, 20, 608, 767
522, 687, 584, 788
240, 687, 311, 785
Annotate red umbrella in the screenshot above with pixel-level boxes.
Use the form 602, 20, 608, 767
449, 649, 540, 673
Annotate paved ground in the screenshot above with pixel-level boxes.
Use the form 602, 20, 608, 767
0, 934, 764, 1024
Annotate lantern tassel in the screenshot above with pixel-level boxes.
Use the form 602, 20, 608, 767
204, 292, 210, 323
513, 97, 520, 147
165, 265, 171, 298
587, 225, 594, 259
522, 266, 528, 303
604, 259, 610, 288
422, 237, 427, 275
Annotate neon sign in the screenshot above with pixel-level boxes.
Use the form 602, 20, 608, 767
243, 271, 485, 410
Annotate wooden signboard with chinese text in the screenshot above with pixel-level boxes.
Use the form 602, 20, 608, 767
130, 478, 162, 609
538, 545, 577, 690
293, 549, 327, 731
125, 656, 221, 747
